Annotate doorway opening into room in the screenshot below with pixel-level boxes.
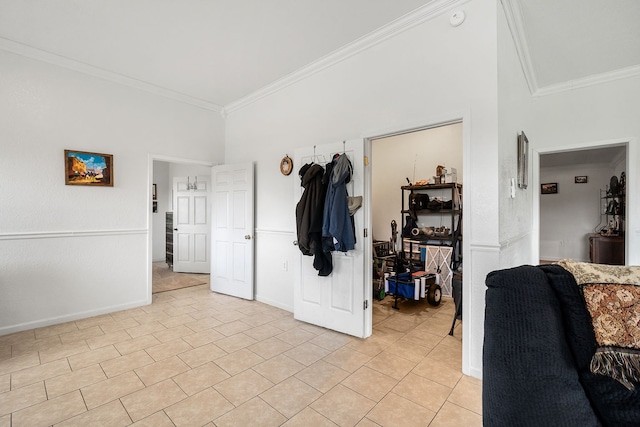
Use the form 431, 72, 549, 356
151, 159, 212, 294
538, 145, 626, 265
368, 121, 464, 371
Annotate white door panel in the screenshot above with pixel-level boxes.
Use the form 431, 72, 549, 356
210, 163, 254, 300
173, 176, 210, 273
294, 140, 367, 338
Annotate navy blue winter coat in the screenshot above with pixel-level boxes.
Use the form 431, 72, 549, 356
322, 154, 355, 252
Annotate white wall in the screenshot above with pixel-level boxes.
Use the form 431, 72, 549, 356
529, 76, 640, 266
497, 2, 537, 268
0, 51, 225, 334
371, 124, 463, 243
225, 0, 499, 378
496, 0, 640, 270
539, 163, 616, 262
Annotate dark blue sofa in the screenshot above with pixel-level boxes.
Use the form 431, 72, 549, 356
483, 264, 640, 426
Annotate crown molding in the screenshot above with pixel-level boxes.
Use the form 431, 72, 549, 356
501, 0, 640, 99
0, 37, 223, 113
534, 64, 640, 97
0, 228, 147, 241
500, 0, 538, 95
225, 0, 469, 115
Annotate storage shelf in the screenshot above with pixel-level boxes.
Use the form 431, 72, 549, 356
401, 183, 462, 191
401, 183, 462, 271
402, 209, 462, 215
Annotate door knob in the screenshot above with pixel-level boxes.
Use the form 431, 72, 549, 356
174, 228, 178, 231
245, 235, 251, 240
293, 240, 298, 246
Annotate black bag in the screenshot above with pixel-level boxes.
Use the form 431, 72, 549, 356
402, 215, 417, 237
409, 193, 430, 211
427, 199, 443, 211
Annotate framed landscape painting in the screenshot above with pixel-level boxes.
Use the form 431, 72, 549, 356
65, 150, 113, 186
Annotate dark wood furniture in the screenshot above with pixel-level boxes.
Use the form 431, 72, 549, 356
589, 233, 624, 265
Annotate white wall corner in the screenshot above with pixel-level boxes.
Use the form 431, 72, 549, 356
499, 0, 539, 95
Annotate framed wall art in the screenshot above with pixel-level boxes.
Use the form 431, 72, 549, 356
541, 182, 558, 194
574, 176, 588, 184
65, 150, 113, 186
517, 131, 529, 189
280, 155, 293, 176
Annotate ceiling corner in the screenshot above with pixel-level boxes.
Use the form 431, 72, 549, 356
0, 36, 224, 114
500, 0, 538, 95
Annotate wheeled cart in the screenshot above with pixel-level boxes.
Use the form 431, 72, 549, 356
384, 270, 441, 310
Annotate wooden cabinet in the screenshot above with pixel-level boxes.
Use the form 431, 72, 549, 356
589, 234, 624, 265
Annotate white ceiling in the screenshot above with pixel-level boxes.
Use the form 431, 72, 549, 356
1, 0, 639, 110
540, 146, 626, 168
504, 0, 640, 94
0, 0, 432, 109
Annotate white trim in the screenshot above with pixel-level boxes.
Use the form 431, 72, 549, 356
225, 0, 469, 114
0, 37, 223, 113
151, 154, 216, 167
0, 228, 147, 241
500, 0, 640, 98
535, 64, 640, 97
499, 231, 531, 249
533, 137, 635, 266
469, 242, 502, 251
500, 0, 538, 95
255, 228, 295, 236
365, 115, 465, 141
0, 299, 150, 336
362, 109, 475, 376
255, 295, 293, 313
147, 154, 217, 305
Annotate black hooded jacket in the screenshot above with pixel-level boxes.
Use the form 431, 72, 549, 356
295, 163, 332, 276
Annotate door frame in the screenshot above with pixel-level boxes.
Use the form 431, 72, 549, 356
362, 111, 471, 372
532, 138, 634, 265
147, 154, 215, 302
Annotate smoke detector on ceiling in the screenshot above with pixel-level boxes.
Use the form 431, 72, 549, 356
450, 11, 466, 27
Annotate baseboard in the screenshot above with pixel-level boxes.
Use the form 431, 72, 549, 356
0, 299, 151, 337
255, 295, 293, 314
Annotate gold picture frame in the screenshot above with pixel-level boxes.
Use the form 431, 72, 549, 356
65, 150, 113, 186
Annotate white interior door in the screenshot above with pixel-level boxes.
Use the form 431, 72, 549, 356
172, 176, 210, 273
210, 163, 254, 300
293, 140, 368, 338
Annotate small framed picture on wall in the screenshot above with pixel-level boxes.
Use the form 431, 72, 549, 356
574, 176, 588, 184
541, 182, 558, 194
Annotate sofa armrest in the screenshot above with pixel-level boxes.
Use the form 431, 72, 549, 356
483, 265, 598, 426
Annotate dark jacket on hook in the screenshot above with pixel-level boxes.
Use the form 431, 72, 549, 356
322, 154, 355, 252
295, 163, 332, 275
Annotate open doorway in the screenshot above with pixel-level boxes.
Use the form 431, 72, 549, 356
539, 145, 626, 264
367, 122, 464, 374
151, 159, 212, 294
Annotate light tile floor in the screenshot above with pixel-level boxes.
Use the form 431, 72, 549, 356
0, 285, 481, 426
